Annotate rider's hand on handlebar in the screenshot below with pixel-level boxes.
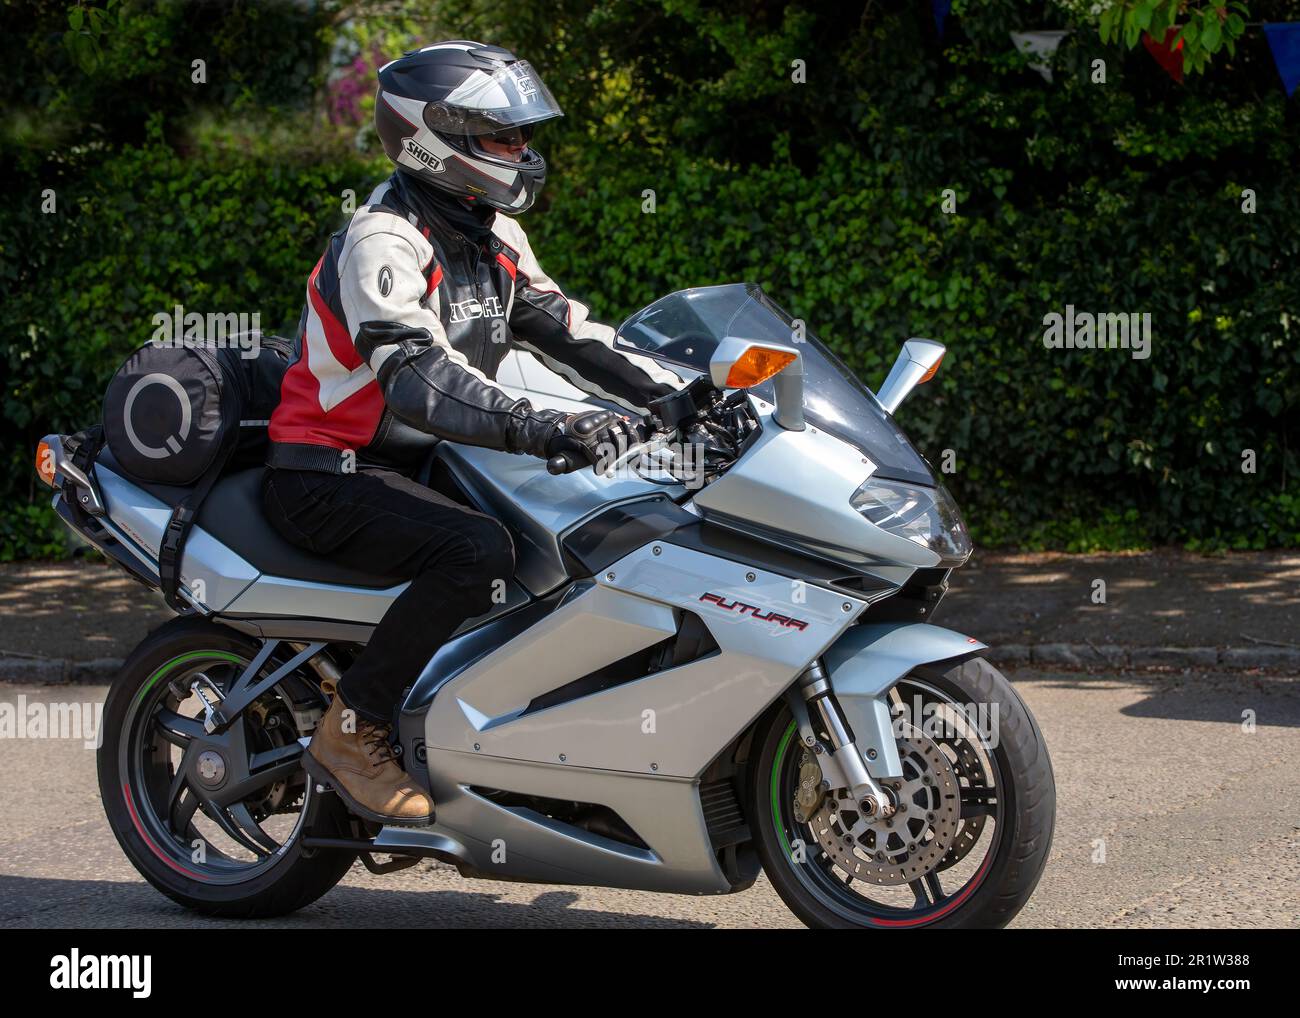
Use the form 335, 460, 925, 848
544, 409, 643, 475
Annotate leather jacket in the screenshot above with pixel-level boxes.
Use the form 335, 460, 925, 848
267, 171, 680, 474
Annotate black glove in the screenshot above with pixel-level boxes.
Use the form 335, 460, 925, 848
545, 409, 641, 472
504, 400, 567, 458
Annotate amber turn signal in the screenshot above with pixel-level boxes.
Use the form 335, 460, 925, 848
724, 347, 797, 389
35, 440, 58, 487
919, 354, 944, 384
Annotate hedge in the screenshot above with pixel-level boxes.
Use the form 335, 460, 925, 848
2, 0, 1297, 558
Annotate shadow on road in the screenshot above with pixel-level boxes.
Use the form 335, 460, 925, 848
1012, 670, 1300, 728
0, 873, 718, 929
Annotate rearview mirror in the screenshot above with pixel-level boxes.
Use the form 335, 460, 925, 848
876, 338, 946, 414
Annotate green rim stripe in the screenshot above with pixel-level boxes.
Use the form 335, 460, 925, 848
132, 650, 244, 709
770, 719, 797, 860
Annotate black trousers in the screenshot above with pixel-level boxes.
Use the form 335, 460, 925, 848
261, 466, 515, 724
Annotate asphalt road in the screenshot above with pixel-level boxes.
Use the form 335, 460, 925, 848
1, 667, 1297, 929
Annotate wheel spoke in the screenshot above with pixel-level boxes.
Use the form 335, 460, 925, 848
193, 800, 262, 858
907, 870, 945, 908
909, 878, 931, 908
170, 787, 200, 836
228, 803, 280, 854
960, 785, 997, 818
249, 741, 304, 777
165, 762, 190, 816
154, 708, 206, 749
200, 801, 274, 857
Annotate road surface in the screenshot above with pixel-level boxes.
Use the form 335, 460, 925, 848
1, 667, 1296, 928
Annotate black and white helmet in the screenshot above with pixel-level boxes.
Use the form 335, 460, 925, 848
375, 41, 564, 213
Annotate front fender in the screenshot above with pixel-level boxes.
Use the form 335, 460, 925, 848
822, 622, 987, 780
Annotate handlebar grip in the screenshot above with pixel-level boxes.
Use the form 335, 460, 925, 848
546, 450, 587, 475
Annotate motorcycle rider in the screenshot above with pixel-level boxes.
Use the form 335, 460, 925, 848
262, 42, 682, 826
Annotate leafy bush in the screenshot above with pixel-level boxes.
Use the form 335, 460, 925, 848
1, 116, 380, 558
1, 0, 1297, 558
512, 0, 1300, 549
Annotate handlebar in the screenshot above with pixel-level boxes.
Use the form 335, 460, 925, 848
546, 449, 588, 475
546, 437, 662, 477
544, 375, 753, 479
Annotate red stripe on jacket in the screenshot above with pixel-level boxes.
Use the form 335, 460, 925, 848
426, 263, 444, 299
268, 261, 385, 450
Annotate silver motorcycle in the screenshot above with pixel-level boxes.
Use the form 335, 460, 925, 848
39, 282, 1054, 928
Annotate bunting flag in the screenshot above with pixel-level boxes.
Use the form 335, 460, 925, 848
1263, 22, 1300, 97
976, 9, 1298, 98
933, 0, 952, 41
1010, 29, 1070, 83
1142, 27, 1185, 84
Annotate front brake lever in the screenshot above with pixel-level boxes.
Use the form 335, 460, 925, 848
597, 435, 668, 478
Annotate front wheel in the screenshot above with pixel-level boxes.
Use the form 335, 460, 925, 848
750, 656, 1055, 929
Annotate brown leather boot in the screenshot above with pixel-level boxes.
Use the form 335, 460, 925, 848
305, 697, 434, 826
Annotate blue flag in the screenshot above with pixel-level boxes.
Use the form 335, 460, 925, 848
933, 0, 953, 41
1264, 22, 1300, 97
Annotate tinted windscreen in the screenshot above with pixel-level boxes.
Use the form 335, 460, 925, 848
616, 283, 934, 485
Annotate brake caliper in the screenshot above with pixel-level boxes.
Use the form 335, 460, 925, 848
792, 749, 826, 824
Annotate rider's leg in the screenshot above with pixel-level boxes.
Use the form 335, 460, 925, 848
262, 465, 515, 824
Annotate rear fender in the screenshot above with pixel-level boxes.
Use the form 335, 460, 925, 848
822, 622, 987, 780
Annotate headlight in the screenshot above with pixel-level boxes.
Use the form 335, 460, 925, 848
850, 478, 972, 564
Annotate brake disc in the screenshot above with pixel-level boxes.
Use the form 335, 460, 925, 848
937, 735, 989, 871
808, 726, 961, 886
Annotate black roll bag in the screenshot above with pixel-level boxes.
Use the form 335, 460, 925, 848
100, 334, 292, 609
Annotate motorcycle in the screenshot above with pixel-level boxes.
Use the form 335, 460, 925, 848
37, 282, 1054, 929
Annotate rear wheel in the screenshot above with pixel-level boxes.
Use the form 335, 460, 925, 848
750, 656, 1055, 929
98, 617, 356, 917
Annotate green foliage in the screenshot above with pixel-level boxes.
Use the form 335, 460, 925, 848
1098, 1, 1251, 74
0, 501, 69, 561
1, 0, 1298, 558
484, 0, 1300, 550
1, 1, 384, 558
63, 0, 126, 73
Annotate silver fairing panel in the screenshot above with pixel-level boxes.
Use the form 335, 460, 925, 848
436, 441, 685, 596
416, 541, 869, 893
693, 401, 942, 571
94, 463, 260, 613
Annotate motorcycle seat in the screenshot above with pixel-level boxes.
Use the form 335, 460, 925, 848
195, 469, 409, 589
94, 447, 406, 589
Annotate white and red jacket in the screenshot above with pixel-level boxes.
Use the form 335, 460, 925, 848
268, 172, 680, 474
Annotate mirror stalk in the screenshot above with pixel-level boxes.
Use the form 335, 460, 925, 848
876, 338, 946, 414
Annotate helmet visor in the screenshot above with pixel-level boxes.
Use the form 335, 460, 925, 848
425, 60, 564, 136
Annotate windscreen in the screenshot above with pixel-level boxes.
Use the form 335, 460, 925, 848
615, 283, 935, 486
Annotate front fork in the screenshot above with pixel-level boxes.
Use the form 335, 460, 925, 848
784, 661, 896, 820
